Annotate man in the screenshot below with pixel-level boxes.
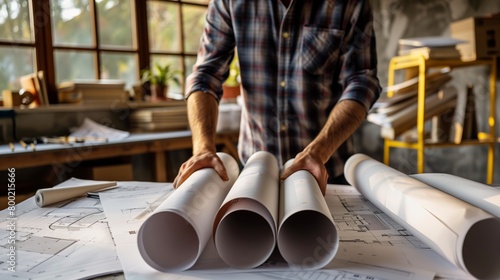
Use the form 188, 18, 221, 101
173, 0, 381, 194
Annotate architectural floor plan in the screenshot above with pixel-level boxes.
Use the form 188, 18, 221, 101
0, 178, 122, 280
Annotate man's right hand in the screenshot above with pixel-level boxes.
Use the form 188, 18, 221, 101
172, 152, 229, 189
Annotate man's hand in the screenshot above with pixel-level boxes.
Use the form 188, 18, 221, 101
173, 152, 229, 189
280, 150, 328, 195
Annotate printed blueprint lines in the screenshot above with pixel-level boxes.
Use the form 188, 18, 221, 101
16, 235, 76, 255
328, 194, 429, 249
46, 208, 105, 230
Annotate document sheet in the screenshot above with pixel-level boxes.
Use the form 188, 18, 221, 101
0, 178, 122, 280
344, 154, 500, 279
100, 182, 436, 280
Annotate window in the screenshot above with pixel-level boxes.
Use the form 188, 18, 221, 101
146, 0, 208, 97
0, 1, 35, 94
0, 0, 209, 103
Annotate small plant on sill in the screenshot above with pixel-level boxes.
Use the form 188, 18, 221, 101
140, 63, 181, 100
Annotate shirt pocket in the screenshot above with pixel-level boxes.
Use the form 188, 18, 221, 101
301, 26, 344, 75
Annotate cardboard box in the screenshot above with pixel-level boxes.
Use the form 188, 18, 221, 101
451, 14, 500, 60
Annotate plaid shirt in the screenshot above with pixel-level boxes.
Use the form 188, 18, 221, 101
186, 0, 381, 177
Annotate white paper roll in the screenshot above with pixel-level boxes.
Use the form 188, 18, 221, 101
277, 159, 339, 269
35, 181, 117, 207
213, 151, 280, 269
344, 154, 500, 279
411, 173, 500, 218
137, 152, 240, 271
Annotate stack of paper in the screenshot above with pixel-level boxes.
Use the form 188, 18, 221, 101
57, 79, 127, 104
129, 104, 188, 132
398, 37, 465, 59
368, 68, 456, 140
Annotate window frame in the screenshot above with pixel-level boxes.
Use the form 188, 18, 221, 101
0, 0, 208, 104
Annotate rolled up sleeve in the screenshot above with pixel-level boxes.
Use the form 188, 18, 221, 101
185, 0, 236, 101
338, 0, 381, 113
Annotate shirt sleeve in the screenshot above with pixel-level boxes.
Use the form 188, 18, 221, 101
337, 0, 382, 113
185, 0, 236, 101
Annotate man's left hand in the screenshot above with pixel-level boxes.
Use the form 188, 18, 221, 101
280, 151, 328, 195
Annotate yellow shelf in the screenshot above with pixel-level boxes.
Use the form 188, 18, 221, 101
384, 54, 497, 184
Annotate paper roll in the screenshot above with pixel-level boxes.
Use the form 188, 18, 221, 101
137, 152, 240, 271
277, 159, 339, 269
344, 154, 500, 279
213, 151, 279, 269
410, 173, 500, 218
35, 181, 117, 207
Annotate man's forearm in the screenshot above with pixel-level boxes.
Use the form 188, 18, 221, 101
187, 91, 219, 155
306, 100, 367, 163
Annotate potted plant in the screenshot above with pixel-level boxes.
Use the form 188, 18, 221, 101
222, 54, 241, 100
141, 63, 181, 101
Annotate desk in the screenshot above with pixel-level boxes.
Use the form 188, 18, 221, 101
0, 130, 239, 182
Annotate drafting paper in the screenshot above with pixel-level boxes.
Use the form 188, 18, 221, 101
0, 178, 123, 280
277, 159, 339, 269
35, 181, 117, 207
325, 185, 468, 280
410, 173, 500, 218
213, 151, 279, 268
99, 182, 435, 280
137, 153, 240, 271
70, 117, 130, 141
344, 154, 500, 279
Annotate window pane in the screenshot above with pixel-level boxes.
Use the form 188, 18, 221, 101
54, 50, 95, 83
151, 55, 183, 98
0, 0, 32, 42
51, 0, 93, 46
184, 55, 196, 81
147, 1, 181, 52
101, 52, 137, 89
182, 5, 206, 53
0, 46, 34, 93
97, 0, 134, 48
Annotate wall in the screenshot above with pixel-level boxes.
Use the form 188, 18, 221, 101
355, 0, 500, 183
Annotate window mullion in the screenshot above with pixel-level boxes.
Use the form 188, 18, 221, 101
32, 0, 57, 104
90, 0, 101, 79
135, 0, 150, 75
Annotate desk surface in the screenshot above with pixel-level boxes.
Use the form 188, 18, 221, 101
0, 130, 239, 181
0, 130, 237, 169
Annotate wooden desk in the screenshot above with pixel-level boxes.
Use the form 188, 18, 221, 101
0, 130, 239, 182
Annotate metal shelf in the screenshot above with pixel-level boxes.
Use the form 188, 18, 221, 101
384, 54, 497, 184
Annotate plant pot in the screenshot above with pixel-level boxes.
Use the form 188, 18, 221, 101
151, 84, 168, 101
222, 84, 240, 100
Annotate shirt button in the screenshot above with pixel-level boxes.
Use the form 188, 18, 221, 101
283, 32, 289, 39
280, 81, 286, 87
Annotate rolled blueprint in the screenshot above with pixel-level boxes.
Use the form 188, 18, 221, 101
137, 152, 239, 271
410, 173, 500, 218
213, 151, 279, 268
35, 181, 117, 207
277, 159, 339, 269
345, 154, 500, 279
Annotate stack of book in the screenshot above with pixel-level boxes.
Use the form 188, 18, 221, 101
398, 36, 465, 60
129, 101, 188, 132
13, 71, 49, 108
368, 68, 457, 140
57, 79, 127, 104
